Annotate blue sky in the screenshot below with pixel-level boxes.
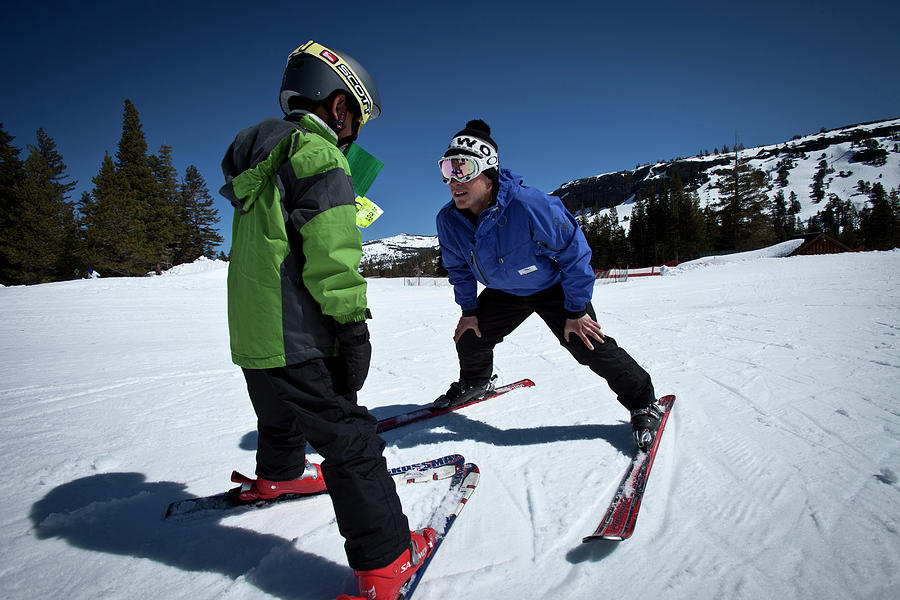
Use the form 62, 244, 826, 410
3, 0, 898, 252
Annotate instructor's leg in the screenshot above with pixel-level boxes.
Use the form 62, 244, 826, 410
456, 288, 532, 385
531, 285, 655, 411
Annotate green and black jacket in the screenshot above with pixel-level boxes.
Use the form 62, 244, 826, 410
220, 112, 367, 369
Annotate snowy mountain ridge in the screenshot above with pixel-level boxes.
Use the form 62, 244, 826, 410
555, 117, 900, 226
361, 233, 439, 266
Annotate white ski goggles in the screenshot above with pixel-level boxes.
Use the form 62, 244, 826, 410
438, 155, 496, 184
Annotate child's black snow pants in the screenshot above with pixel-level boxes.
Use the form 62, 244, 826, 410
242, 358, 409, 571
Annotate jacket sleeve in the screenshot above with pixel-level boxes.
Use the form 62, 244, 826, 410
286, 140, 368, 324
437, 209, 478, 313
528, 193, 595, 316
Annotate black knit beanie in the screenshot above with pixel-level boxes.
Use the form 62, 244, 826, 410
443, 119, 500, 182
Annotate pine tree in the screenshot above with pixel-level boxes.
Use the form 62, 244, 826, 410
703, 203, 718, 247
626, 192, 649, 266
79, 100, 166, 275
0, 124, 23, 206
578, 210, 602, 267
713, 149, 775, 251
605, 205, 628, 268
80, 152, 141, 275
817, 194, 859, 247
772, 190, 789, 241
645, 185, 670, 264
178, 165, 222, 261
890, 188, 900, 249
147, 145, 181, 269
589, 207, 626, 270
775, 158, 792, 188
114, 99, 157, 272
689, 191, 710, 258
861, 183, 895, 250
811, 159, 828, 203
788, 191, 801, 216
668, 173, 707, 262
2, 129, 80, 283
0, 124, 26, 284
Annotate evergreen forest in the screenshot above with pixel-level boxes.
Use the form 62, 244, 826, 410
0, 100, 223, 285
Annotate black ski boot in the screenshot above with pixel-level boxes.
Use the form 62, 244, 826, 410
630, 402, 663, 451
433, 376, 496, 409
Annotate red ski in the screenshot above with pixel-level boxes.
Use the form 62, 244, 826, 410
375, 378, 535, 434
583, 394, 675, 542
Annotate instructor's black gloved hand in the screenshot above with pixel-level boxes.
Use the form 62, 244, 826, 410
335, 321, 371, 392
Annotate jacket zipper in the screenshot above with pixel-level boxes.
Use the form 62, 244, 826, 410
537, 240, 564, 253
454, 207, 491, 285
471, 247, 490, 284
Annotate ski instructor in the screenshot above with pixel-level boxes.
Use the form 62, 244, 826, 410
434, 119, 662, 449
220, 41, 434, 600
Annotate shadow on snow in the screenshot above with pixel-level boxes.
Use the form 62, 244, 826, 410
374, 408, 635, 455
30, 472, 349, 599
239, 409, 635, 456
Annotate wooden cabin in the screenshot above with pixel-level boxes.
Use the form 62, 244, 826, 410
788, 233, 854, 256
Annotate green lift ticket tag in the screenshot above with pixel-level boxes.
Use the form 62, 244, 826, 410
344, 143, 383, 197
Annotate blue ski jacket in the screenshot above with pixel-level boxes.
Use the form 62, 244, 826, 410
436, 167, 595, 316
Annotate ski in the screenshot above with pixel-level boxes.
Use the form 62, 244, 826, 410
397, 462, 481, 600
583, 394, 676, 542
164, 454, 465, 519
376, 378, 535, 434
336, 461, 480, 600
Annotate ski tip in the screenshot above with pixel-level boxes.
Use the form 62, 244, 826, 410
458, 463, 481, 491
582, 534, 626, 543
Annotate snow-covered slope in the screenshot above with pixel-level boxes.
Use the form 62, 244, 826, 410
3, 249, 899, 599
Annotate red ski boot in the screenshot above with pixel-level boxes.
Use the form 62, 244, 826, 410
232, 461, 326, 501
336, 528, 437, 600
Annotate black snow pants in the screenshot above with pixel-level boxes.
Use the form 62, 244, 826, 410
242, 357, 409, 571
457, 284, 656, 411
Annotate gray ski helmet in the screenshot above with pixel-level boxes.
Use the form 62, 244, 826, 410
279, 41, 382, 124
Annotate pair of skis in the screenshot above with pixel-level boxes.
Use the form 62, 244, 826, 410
166, 380, 674, 597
